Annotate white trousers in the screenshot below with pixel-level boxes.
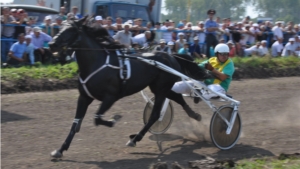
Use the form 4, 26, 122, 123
171, 81, 226, 100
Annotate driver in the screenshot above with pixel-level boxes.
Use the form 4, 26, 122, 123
171, 43, 235, 103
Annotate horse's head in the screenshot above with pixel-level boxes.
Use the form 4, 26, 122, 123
172, 54, 214, 80
49, 16, 89, 52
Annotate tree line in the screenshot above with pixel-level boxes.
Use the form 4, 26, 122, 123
162, 0, 300, 23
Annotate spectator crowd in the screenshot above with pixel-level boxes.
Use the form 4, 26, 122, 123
1, 6, 300, 67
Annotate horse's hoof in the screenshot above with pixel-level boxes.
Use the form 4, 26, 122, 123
51, 150, 63, 158
195, 113, 202, 121
126, 140, 136, 147
108, 114, 123, 127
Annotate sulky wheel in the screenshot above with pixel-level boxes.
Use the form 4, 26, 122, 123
143, 97, 174, 134
210, 105, 242, 150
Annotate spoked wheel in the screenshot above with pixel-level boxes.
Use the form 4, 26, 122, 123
143, 97, 174, 134
210, 105, 242, 150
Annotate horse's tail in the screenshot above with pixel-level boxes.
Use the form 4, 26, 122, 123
172, 54, 212, 80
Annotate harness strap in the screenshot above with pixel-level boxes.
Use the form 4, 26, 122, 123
79, 54, 121, 100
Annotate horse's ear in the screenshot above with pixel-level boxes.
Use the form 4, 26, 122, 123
75, 15, 88, 26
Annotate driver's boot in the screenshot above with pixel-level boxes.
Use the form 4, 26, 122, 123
183, 104, 201, 121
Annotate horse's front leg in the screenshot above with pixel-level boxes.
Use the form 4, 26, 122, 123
94, 95, 122, 127
51, 94, 93, 158
126, 94, 165, 147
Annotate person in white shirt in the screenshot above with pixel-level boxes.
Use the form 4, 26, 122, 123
281, 38, 297, 57
131, 31, 152, 48
244, 42, 262, 56
175, 32, 186, 52
160, 19, 174, 43
271, 38, 284, 57
259, 40, 269, 56
196, 21, 206, 52
167, 41, 176, 54
272, 21, 283, 41
249, 23, 260, 44
113, 23, 132, 48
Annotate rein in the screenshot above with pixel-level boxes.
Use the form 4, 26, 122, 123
65, 47, 197, 64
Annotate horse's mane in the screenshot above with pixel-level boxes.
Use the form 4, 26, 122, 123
172, 54, 213, 80
83, 24, 125, 49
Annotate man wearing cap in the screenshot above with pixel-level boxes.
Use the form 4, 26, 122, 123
167, 41, 176, 54
281, 38, 297, 57
189, 36, 204, 59
160, 19, 174, 43
272, 21, 283, 41
71, 6, 82, 19
24, 35, 35, 65
14, 9, 26, 39
175, 32, 186, 52
31, 26, 53, 63
196, 21, 206, 53
42, 15, 53, 36
244, 42, 263, 56
249, 23, 260, 45
52, 16, 63, 36
131, 31, 152, 48
271, 38, 284, 57
7, 33, 27, 66
204, 9, 219, 58
259, 40, 269, 56
154, 22, 162, 42
154, 39, 171, 54
93, 16, 103, 28
113, 23, 132, 48
1, 7, 17, 63
227, 40, 236, 57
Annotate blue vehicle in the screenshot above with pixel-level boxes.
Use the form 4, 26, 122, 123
66, 0, 162, 25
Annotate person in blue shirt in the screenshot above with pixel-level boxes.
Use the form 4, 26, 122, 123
189, 36, 204, 59
178, 42, 191, 55
7, 33, 27, 66
204, 9, 219, 58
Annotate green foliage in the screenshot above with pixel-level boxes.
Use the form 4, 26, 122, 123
251, 0, 300, 23
1, 62, 78, 81
162, 0, 300, 23
1, 57, 300, 81
234, 158, 300, 169
163, 0, 247, 23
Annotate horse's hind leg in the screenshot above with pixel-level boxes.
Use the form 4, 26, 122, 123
94, 95, 122, 127
126, 94, 166, 147
167, 91, 201, 121
51, 95, 93, 158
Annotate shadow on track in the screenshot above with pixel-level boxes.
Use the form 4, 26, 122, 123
1, 110, 32, 123
55, 133, 274, 169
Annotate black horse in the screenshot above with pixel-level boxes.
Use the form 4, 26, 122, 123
48, 16, 210, 158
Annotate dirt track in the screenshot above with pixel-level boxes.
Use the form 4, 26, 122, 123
1, 77, 300, 169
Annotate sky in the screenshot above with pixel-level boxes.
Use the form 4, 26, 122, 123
161, 0, 259, 18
